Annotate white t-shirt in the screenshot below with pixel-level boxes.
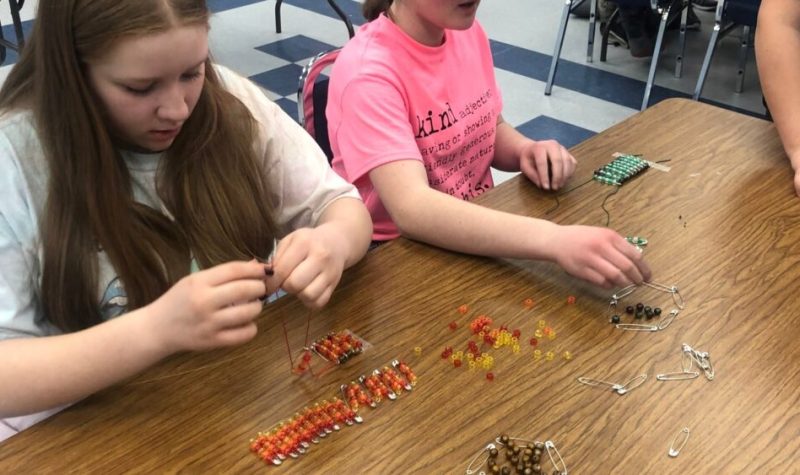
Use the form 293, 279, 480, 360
0, 65, 360, 439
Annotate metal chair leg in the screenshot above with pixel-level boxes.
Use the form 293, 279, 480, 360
692, 20, 721, 100
327, 0, 355, 39
642, 4, 671, 110
600, 8, 621, 63
735, 25, 750, 93
545, 0, 573, 96
275, 0, 283, 33
675, 1, 688, 78
10, 0, 23, 48
587, 0, 597, 62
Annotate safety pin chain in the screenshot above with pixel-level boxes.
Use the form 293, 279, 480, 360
608, 280, 685, 331
466, 436, 567, 474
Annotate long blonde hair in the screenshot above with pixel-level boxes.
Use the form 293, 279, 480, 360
0, 0, 278, 332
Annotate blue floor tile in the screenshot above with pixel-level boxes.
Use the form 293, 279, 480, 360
516, 115, 596, 148
250, 63, 304, 97
256, 35, 336, 62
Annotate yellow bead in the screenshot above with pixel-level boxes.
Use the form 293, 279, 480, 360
533, 349, 542, 360
468, 360, 477, 370
450, 354, 457, 361
467, 352, 475, 360
481, 353, 489, 358
538, 320, 546, 329
413, 346, 422, 356
512, 345, 521, 354
548, 331, 556, 340
534, 329, 543, 339
493, 343, 501, 350
545, 351, 555, 361
511, 337, 519, 345
476, 356, 483, 363
562, 351, 573, 360
456, 350, 464, 359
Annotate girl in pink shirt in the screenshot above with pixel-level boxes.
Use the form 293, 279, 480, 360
328, 0, 651, 289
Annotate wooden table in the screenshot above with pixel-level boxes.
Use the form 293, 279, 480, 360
2, 99, 798, 473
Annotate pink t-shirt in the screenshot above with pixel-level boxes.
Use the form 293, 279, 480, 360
328, 14, 503, 241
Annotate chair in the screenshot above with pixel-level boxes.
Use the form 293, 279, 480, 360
692, 0, 761, 100
0, 0, 25, 64
275, 0, 355, 39
297, 48, 341, 162
545, 0, 692, 110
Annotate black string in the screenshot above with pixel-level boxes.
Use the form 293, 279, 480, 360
600, 186, 621, 227
545, 176, 595, 214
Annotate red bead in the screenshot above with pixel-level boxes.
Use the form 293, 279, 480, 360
448, 321, 458, 330
486, 372, 494, 381
512, 329, 521, 338
453, 359, 462, 368
567, 295, 576, 304
458, 304, 469, 314
523, 298, 535, 308
529, 338, 538, 347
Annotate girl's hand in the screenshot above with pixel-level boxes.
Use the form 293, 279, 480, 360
146, 260, 268, 353
550, 225, 651, 288
519, 139, 577, 191
269, 226, 348, 309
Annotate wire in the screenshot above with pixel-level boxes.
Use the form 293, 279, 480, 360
545, 176, 595, 214
601, 186, 621, 227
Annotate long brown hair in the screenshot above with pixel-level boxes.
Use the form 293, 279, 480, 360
362, 0, 393, 21
0, 0, 278, 332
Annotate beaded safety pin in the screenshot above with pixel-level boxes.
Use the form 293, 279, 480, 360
465, 443, 496, 475
615, 309, 680, 332
668, 427, 690, 458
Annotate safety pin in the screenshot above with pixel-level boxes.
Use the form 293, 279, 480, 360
643, 282, 686, 309
465, 443, 494, 475
576, 377, 625, 394
680, 351, 693, 373
545, 440, 568, 474
618, 373, 648, 393
656, 371, 699, 381
668, 427, 690, 457
657, 309, 680, 330
682, 344, 715, 380
615, 323, 658, 332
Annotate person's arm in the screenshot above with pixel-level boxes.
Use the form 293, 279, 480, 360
0, 260, 269, 417
369, 159, 650, 287
756, 0, 800, 194
492, 115, 577, 191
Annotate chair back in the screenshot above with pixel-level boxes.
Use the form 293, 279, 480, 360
297, 48, 342, 162
723, 0, 761, 27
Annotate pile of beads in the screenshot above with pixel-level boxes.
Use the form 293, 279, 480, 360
311, 331, 364, 364
592, 153, 649, 186
465, 435, 567, 475
249, 397, 361, 466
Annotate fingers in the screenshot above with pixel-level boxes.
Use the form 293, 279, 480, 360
202, 260, 270, 286
611, 238, 652, 283
215, 322, 259, 347
209, 279, 268, 310
216, 300, 264, 328
532, 146, 550, 190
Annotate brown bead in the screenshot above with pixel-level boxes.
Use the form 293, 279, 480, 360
532, 464, 542, 474
531, 454, 540, 463
510, 456, 519, 465
501, 467, 511, 475
489, 448, 499, 459
526, 442, 535, 451
489, 465, 500, 474
512, 446, 521, 455
523, 448, 533, 457
523, 469, 533, 475
534, 441, 545, 450
500, 435, 510, 445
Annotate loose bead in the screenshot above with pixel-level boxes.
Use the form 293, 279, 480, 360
567, 295, 576, 304
538, 320, 546, 329
562, 351, 573, 360
458, 304, 469, 314
636, 302, 644, 311
533, 349, 542, 360
523, 298, 535, 308
611, 315, 621, 324
453, 358, 462, 368
512, 345, 521, 354
545, 351, 555, 361
534, 329, 543, 339
414, 346, 422, 356
625, 305, 634, 314
547, 331, 556, 340
486, 372, 495, 381
529, 337, 538, 347
654, 307, 662, 316
448, 321, 458, 330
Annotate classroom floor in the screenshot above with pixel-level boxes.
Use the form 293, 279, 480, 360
0, 0, 766, 183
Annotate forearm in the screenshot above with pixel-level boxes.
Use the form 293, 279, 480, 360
491, 119, 527, 172
0, 308, 169, 417
316, 197, 372, 268
390, 186, 560, 260
756, 0, 800, 166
